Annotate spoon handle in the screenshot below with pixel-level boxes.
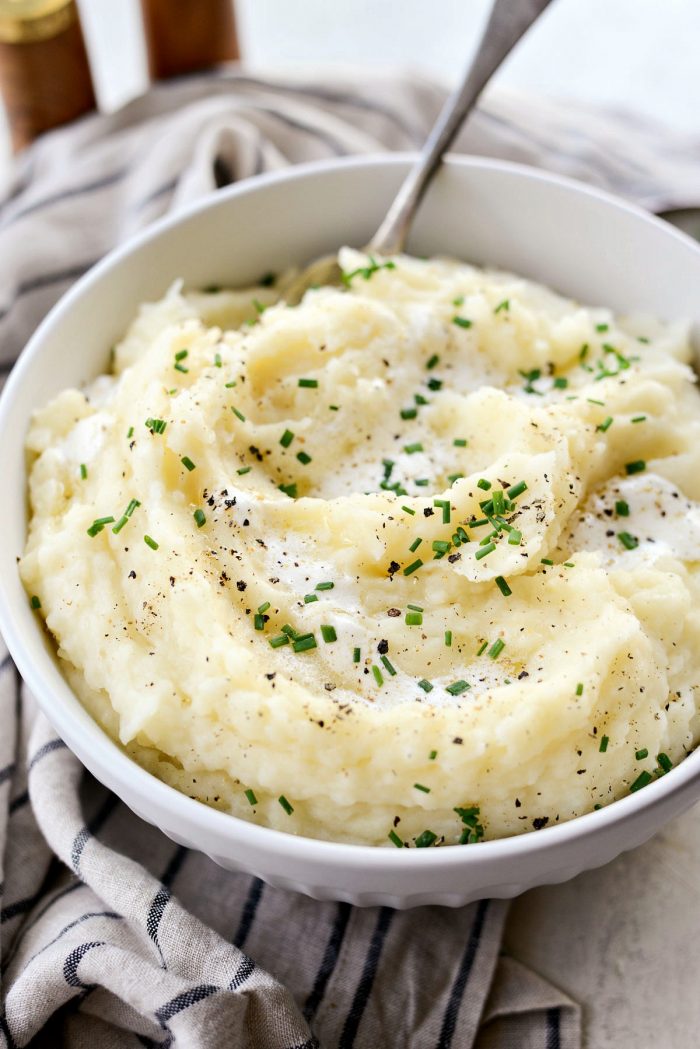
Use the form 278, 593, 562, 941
368, 0, 553, 256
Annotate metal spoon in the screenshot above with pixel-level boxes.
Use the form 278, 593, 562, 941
284, 0, 553, 303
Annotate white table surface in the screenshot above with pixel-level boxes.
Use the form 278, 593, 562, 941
2, 3, 699, 1044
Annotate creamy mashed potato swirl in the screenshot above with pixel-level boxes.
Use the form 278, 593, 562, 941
21, 249, 700, 846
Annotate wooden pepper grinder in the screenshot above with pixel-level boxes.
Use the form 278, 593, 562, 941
0, 0, 96, 152
139, 0, 239, 81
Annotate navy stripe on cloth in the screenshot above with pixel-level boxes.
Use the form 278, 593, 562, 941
338, 907, 394, 1049
24, 911, 121, 976
146, 887, 170, 968
0, 260, 99, 325
437, 899, 490, 1049
155, 983, 220, 1026
303, 901, 352, 1021
228, 954, 256, 992
9, 790, 29, 815
70, 792, 119, 874
232, 877, 264, 949
2, 168, 129, 228
63, 941, 105, 989
546, 1006, 561, 1049
27, 737, 67, 772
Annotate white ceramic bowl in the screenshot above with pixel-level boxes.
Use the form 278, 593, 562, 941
3, 155, 700, 908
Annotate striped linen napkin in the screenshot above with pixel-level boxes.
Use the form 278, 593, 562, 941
1, 66, 697, 1048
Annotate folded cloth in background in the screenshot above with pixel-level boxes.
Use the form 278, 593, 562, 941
3, 65, 697, 1047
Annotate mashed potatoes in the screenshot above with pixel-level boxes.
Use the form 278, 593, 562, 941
20, 249, 700, 847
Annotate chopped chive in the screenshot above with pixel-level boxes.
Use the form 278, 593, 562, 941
144, 535, 159, 550
427, 377, 442, 392
444, 630, 452, 647
657, 752, 672, 773
414, 782, 431, 794
492, 490, 505, 515
254, 614, 265, 631
553, 377, 568, 389
112, 516, 129, 534
329, 404, 339, 411
576, 683, 584, 696
237, 466, 252, 476
244, 788, 257, 805
231, 406, 246, 422
429, 750, 438, 760
631, 415, 646, 423
453, 295, 464, 306
404, 442, 423, 454
563, 562, 575, 568
174, 362, 189, 373
453, 438, 467, 447
353, 647, 361, 663
618, 531, 638, 550
474, 543, 495, 560
541, 558, 554, 566
278, 795, 294, 815
477, 640, 488, 656
381, 654, 396, 676
477, 478, 491, 491
224, 380, 237, 388
193, 508, 206, 528
405, 611, 423, 626
630, 770, 652, 792
615, 500, 630, 517
596, 323, 609, 332
257, 601, 270, 614
293, 634, 317, 653
426, 354, 440, 370
599, 735, 609, 753
625, 460, 646, 475
409, 537, 423, 553
298, 378, 318, 388
407, 603, 424, 612
414, 478, 429, 487
388, 829, 403, 848
30, 595, 41, 610
414, 393, 429, 406
127, 426, 134, 439
214, 352, 222, 368
488, 638, 505, 659
402, 505, 416, 516
446, 679, 470, 696
145, 417, 167, 434
372, 664, 384, 686
508, 530, 522, 546
296, 451, 312, 465
403, 559, 423, 576
434, 499, 451, 524
79, 463, 87, 480
596, 416, 613, 433
494, 299, 510, 313
452, 316, 472, 328
507, 481, 527, 499
495, 576, 512, 597
321, 625, 337, 644
418, 678, 433, 693
587, 398, 605, 406
269, 634, 290, 648
432, 540, 451, 554
175, 349, 188, 361
635, 748, 648, 760
400, 406, 418, 420
280, 429, 295, 448
315, 581, 334, 591
304, 593, 318, 604
279, 483, 298, 499
415, 830, 437, 848
181, 456, 196, 472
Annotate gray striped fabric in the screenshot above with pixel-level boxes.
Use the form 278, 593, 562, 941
3, 65, 695, 1047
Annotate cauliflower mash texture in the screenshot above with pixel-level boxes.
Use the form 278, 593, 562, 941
20, 249, 700, 847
